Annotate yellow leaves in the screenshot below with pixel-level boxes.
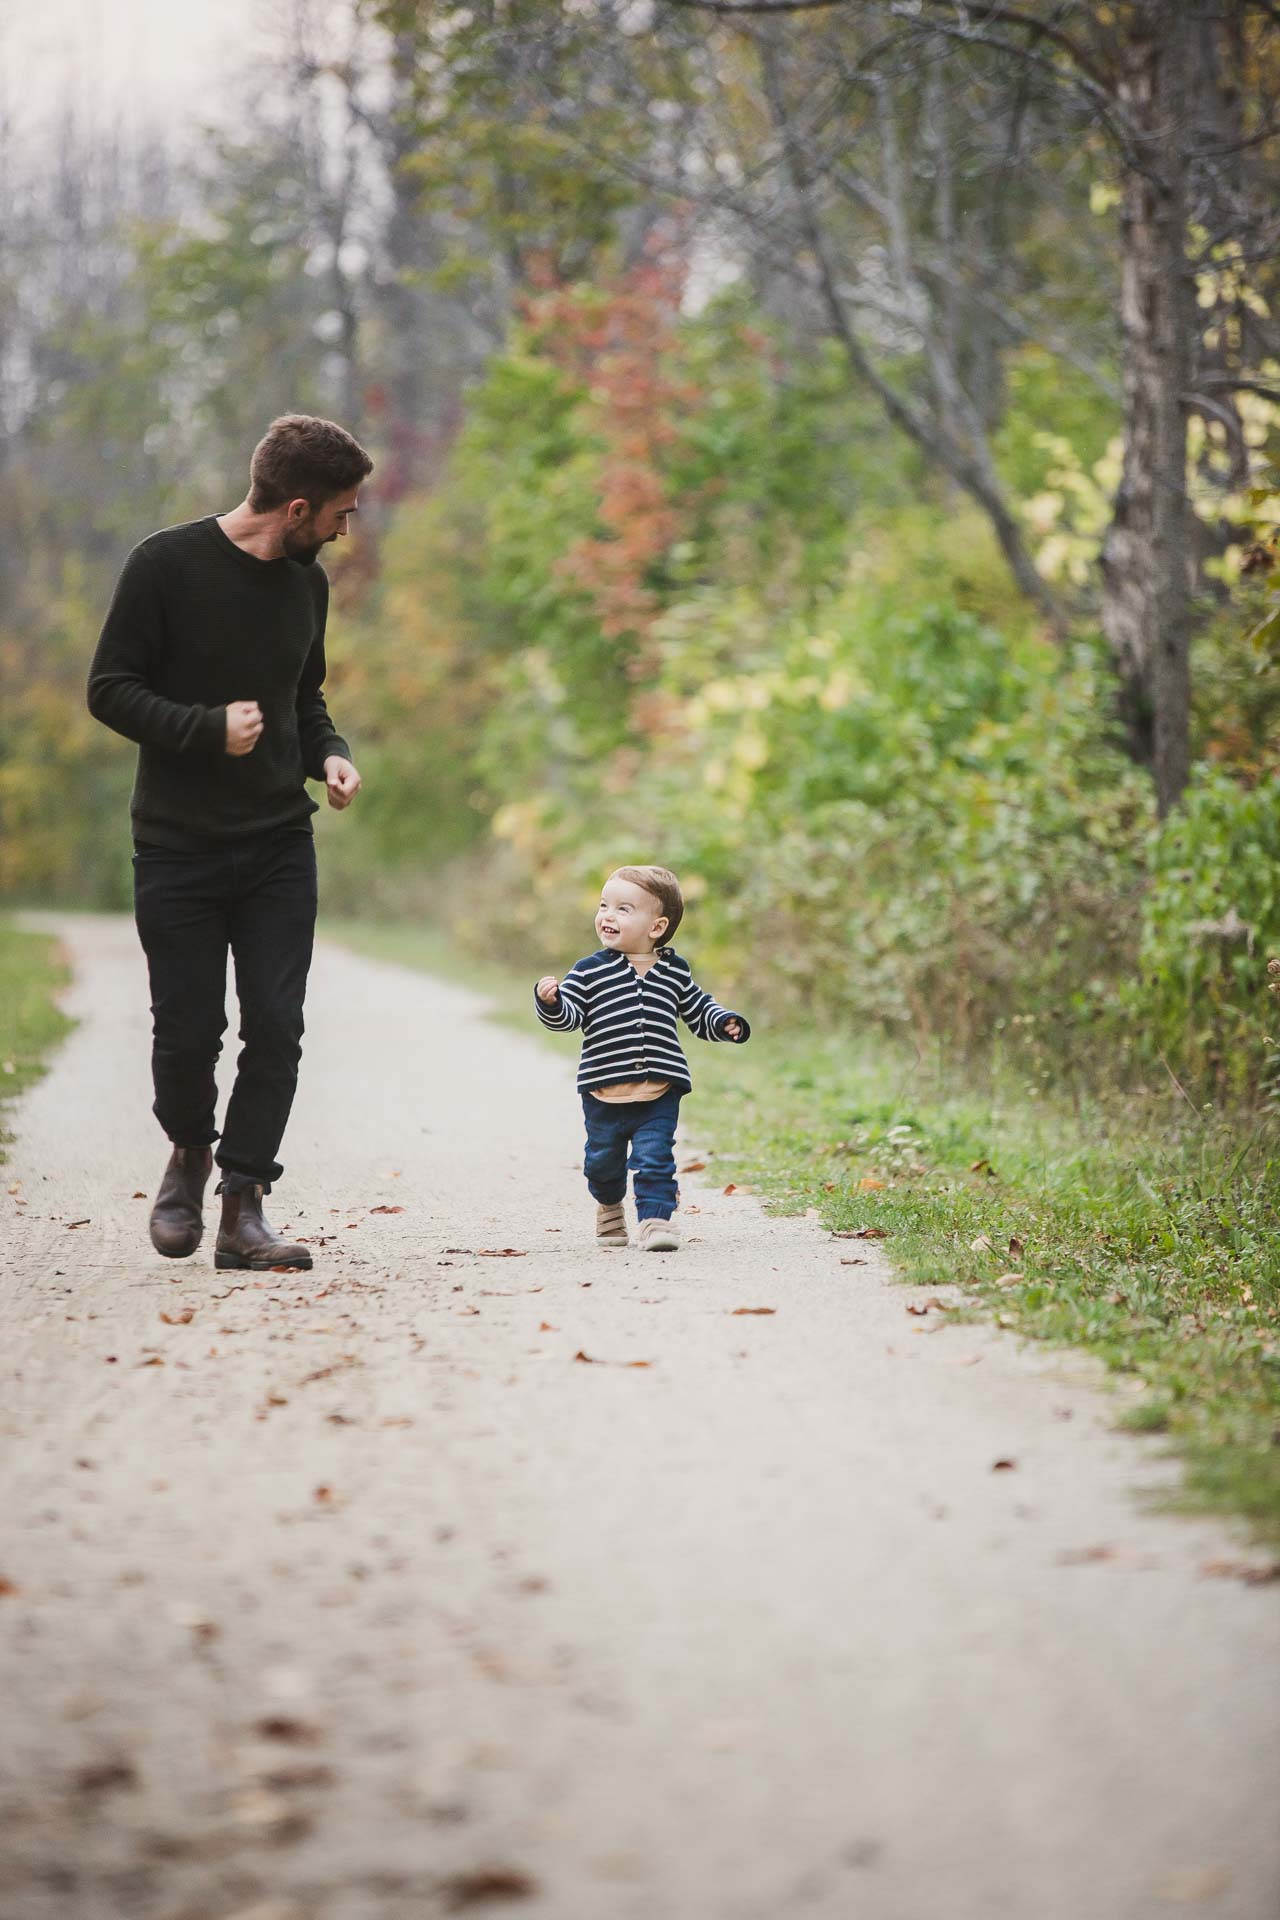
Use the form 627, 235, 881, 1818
1088, 181, 1121, 217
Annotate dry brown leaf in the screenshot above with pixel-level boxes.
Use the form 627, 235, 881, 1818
313, 1485, 336, 1503
370, 1204, 405, 1214
1199, 1556, 1280, 1586
73, 1758, 137, 1795
679, 1160, 706, 1173
0, 1576, 19, 1596
137, 1356, 165, 1368
131, 1191, 147, 1199
476, 1248, 527, 1258
722, 1183, 738, 1195
992, 1458, 1017, 1471
833, 1227, 889, 1240
439, 1867, 538, 1910
538, 1321, 558, 1332
159, 1308, 195, 1326
906, 1304, 931, 1316
858, 1176, 886, 1191
254, 1715, 323, 1745
731, 1307, 776, 1316
840, 1257, 867, 1266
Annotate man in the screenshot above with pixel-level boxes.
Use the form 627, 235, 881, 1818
88, 414, 371, 1271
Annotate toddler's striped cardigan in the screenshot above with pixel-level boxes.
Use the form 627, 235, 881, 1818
534, 947, 750, 1094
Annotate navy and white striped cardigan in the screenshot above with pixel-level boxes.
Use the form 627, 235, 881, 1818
534, 947, 751, 1095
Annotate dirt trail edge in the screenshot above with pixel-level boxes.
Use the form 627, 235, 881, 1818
2, 913, 1277, 1920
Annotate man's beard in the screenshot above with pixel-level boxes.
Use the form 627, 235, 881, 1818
283, 529, 325, 567
282, 521, 336, 567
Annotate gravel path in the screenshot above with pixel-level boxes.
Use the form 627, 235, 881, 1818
2, 912, 1277, 1920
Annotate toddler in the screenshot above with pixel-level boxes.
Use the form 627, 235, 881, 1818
535, 865, 750, 1250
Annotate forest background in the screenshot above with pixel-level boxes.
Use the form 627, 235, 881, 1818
3, 0, 1280, 1102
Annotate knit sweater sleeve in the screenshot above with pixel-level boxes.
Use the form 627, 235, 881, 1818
296, 570, 352, 779
534, 960, 590, 1032
678, 969, 751, 1044
86, 545, 226, 756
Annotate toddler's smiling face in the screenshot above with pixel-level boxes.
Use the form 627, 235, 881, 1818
595, 874, 669, 955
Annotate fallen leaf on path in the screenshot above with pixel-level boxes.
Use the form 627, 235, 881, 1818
370, 1205, 405, 1215
731, 1307, 775, 1316
313, 1485, 336, 1505
159, 1309, 195, 1326
0, 1577, 19, 1596
137, 1356, 165, 1368
65, 1219, 90, 1230
131, 1191, 147, 1199
573, 1350, 653, 1368
906, 1304, 932, 1316
439, 1867, 538, 1909
840, 1257, 867, 1267
833, 1227, 889, 1240
476, 1248, 527, 1258
73, 1757, 138, 1795
457, 1306, 481, 1317
992, 1458, 1017, 1471
1199, 1557, 1280, 1586
721, 1183, 739, 1195
679, 1160, 706, 1173
255, 1715, 323, 1745
538, 1322, 558, 1332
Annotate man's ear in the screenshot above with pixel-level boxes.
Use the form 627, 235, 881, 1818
285, 496, 312, 526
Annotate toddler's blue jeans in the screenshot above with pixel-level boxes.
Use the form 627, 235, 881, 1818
581, 1087, 682, 1221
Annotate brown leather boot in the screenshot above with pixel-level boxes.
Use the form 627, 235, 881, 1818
215, 1184, 312, 1271
149, 1146, 213, 1258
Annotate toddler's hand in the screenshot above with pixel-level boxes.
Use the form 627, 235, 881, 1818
536, 974, 561, 1004
722, 1017, 743, 1040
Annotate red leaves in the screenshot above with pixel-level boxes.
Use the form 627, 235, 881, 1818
370, 1204, 405, 1215
679, 1159, 706, 1173
992, 1458, 1017, 1472
159, 1308, 195, 1326
731, 1307, 775, 1316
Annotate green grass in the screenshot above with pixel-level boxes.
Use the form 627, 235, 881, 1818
324, 919, 1280, 1551
0, 918, 73, 1165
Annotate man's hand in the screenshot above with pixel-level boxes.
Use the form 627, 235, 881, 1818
324, 755, 362, 809
225, 700, 263, 757
536, 975, 561, 1004
722, 1017, 744, 1040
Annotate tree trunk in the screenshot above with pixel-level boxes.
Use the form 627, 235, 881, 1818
1101, 0, 1195, 815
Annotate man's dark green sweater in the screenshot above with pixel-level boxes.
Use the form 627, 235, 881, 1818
87, 516, 351, 850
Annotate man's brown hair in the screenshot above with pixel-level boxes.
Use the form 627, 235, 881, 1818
247, 414, 373, 512
611, 865, 684, 945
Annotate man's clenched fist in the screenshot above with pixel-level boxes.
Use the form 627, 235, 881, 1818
324, 755, 362, 809
225, 700, 263, 756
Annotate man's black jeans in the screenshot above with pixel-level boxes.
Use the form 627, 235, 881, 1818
132, 828, 317, 1192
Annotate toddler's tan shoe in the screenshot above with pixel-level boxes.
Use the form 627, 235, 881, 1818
596, 1201, 629, 1247
637, 1217, 681, 1252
